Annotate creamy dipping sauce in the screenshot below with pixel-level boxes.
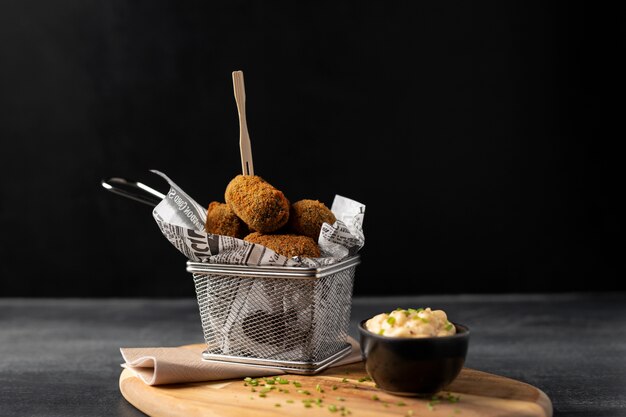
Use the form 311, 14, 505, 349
365, 307, 456, 338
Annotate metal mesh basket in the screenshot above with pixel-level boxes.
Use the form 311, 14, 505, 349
187, 256, 359, 374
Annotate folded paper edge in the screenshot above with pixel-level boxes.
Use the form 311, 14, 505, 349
120, 348, 158, 385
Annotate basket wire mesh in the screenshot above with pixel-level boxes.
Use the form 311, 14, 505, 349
188, 256, 359, 373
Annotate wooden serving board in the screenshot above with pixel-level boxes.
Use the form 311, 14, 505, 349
120, 344, 552, 417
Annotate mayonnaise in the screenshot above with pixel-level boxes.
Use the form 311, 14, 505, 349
365, 307, 456, 338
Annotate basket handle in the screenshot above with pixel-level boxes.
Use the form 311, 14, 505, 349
101, 177, 165, 207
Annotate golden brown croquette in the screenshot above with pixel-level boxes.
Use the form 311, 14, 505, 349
204, 201, 248, 238
225, 175, 290, 233
287, 199, 336, 241
244, 232, 321, 258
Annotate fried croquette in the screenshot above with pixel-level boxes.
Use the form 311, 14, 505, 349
244, 232, 321, 258
225, 175, 290, 233
205, 201, 248, 238
287, 199, 336, 241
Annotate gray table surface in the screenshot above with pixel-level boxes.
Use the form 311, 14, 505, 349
0, 293, 624, 416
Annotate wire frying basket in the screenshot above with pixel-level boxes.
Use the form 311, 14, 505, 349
186, 255, 360, 374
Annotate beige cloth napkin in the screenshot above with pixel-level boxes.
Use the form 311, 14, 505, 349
120, 337, 363, 386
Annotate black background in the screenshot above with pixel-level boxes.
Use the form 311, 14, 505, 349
0, 1, 623, 297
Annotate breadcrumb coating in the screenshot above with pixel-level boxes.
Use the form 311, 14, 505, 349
287, 199, 336, 241
204, 201, 248, 238
244, 232, 321, 258
225, 175, 290, 233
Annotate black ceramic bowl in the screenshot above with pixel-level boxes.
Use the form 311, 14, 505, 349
358, 320, 470, 396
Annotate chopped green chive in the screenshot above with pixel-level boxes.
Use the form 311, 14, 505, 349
387, 316, 396, 325
396, 401, 406, 406
329, 404, 338, 412
251, 388, 256, 392
378, 329, 385, 335
244, 377, 252, 382
259, 393, 267, 398
332, 385, 338, 390
316, 384, 324, 393
421, 318, 429, 323
297, 389, 311, 395
293, 381, 302, 387
427, 398, 440, 411
341, 378, 348, 383
372, 394, 379, 401
445, 322, 454, 331
446, 393, 460, 403
275, 403, 281, 407
357, 376, 372, 382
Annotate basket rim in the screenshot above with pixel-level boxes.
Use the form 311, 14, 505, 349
186, 255, 360, 279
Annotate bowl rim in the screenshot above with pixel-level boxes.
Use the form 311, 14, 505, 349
358, 319, 470, 341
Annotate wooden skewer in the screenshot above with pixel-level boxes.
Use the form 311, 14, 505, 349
232, 70, 254, 176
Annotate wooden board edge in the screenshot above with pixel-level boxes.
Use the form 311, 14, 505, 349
464, 368, 554, 417
121, 369, 174, 417
536, 388, 553, 417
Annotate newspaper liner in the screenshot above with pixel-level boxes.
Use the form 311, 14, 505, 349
150, 170, 365, 357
